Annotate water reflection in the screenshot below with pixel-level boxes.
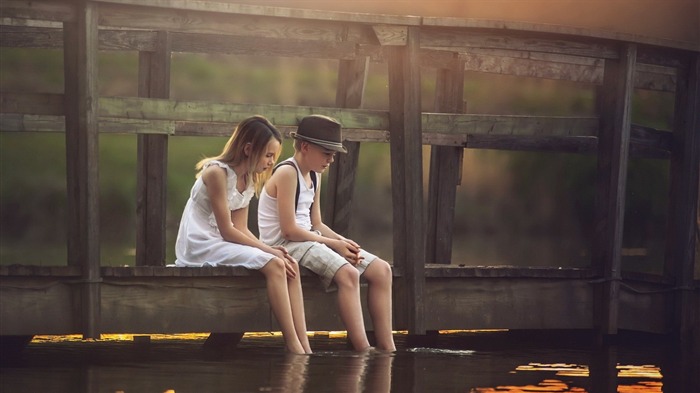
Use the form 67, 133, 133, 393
1, 332, 696, 393
267, 354, 309, 393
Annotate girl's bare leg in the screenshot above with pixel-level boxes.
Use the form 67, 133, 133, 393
363, 259, 396, 351
260, 258, 306, 354
287, 263, 312, 353
334, 265, 371, 351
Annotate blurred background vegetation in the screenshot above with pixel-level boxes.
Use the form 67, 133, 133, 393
0, 45, 673, 272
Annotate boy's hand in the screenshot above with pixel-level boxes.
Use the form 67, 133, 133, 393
331, 239, 363, 265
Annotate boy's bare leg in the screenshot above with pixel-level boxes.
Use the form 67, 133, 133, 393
334, 265, 371, 351
287, 263, 312, 353
363, 259, 396, 351
260, 258, 307, 354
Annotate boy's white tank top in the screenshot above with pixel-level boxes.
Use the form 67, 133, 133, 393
258, 158, 315, 245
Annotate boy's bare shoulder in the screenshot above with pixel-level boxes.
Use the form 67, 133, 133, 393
268, 163, 297, 188
273, 163, 298, 178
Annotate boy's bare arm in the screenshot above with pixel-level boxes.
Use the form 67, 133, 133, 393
274, 168, 361, 263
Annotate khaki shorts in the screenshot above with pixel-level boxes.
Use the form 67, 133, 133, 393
281, 240, 377, 291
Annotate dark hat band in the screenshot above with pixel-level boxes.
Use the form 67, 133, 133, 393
291, 132, 347, 153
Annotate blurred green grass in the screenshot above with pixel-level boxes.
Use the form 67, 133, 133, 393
0, 47, 673, 272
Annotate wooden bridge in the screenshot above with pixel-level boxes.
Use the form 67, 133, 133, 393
1, 0, 698, 351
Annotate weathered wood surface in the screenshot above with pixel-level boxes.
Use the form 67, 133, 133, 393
388, 26, 425, 334
135, 31, 170, 267
323, 56, 368, 236
591, 44, 637, 336
0, 25, 680, 92
0, 92, 673, 158
665, 53, 700, 342
421, 17, 699, 53
426, 57, 464, 265
2, 267, 686, 335
0, 0, 697, 342
62, 3, 101, 339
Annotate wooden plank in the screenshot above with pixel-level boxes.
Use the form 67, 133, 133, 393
0, 113, 66, 132
0, 265, 82, 277
323, 56, 369, 236
0, 25, 64, 48
425, 265, 594, 279
466, 135, 597, 153
0, 25, 677, 92
0, 25, 156, 51
0, 273, 368, 335
421, 17, 700, 53
63, 2, 102, 339
591, 44, 637, 336
0, 277, 76, 335
665, 53, 700, 342
423, 277, 594, 331
0, 17, 63, 28
372, 25, 407, 46
170, 32, 358, 59
0, 25, 363, 58
100, 276, 272, 333
617, 280, 674, 333
0, 113, 672, 158
97, 96, 390, 129
0, 92, 64, 115
426, 56, 464, 264
422, 113, 599, 136
0, 0, 76, 23
454, 49, 674, 92
94, 0, 421, 26
387, 26, 425, 334
421, 26, 620, 59
135, 31, 170, 267
465, 134, 669, 159
97, 2, 378, 44
98, 96, 602, 137
637, 45, 687, 69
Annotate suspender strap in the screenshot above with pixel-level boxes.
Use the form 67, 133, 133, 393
272, 161, 317, 212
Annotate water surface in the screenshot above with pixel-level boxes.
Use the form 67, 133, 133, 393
1, 331, 697, 392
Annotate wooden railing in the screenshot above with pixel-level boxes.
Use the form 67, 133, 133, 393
0, 0, 697, 343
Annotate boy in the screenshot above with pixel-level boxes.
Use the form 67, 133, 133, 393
258, 114, 396, 352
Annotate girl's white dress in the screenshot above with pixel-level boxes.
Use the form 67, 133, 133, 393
174, 160, 274, 269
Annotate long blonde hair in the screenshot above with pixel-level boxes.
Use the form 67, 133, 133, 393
196, 115, 282, 195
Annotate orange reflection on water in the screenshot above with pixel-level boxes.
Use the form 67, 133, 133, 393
473, 362, 664, 393
617, 365, 662, 379
471, 379, 588, 392
517, 363, 589, 377
617, 381, 663, 393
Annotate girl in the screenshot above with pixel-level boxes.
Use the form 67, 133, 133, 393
175, 115, 311, 354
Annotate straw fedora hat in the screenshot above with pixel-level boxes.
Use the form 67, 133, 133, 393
290, 115, 347, 153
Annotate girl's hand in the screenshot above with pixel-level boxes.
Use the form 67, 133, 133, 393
273, 246, 298, 279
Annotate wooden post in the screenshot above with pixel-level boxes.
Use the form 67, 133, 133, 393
323, 56, 369, 236
387, 26, 425, 334
592, 44, 637, 337
136, 31, 171, 266
664, 53, 699, 344
426, 56, 465, 264
63, 0, 101, 339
